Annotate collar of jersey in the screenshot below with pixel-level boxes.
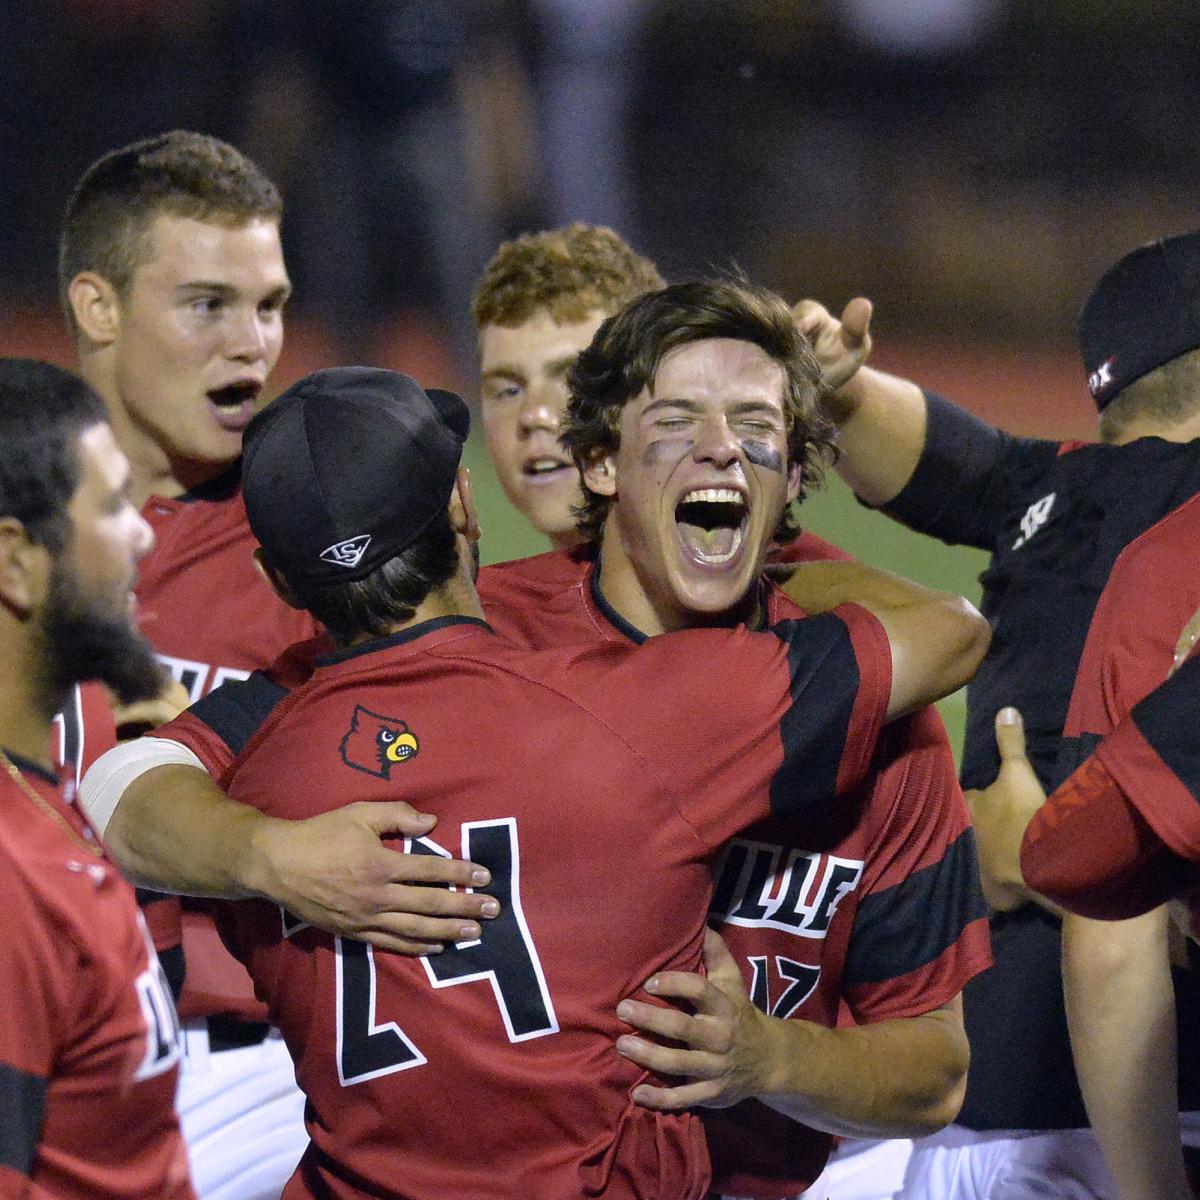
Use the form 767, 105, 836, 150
2, 748, 59, 786
313, 615, 494, 667
588, 556, 772, 645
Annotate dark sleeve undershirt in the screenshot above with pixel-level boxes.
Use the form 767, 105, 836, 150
882, 390, 1048, 550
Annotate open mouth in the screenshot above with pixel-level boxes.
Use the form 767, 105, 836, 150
207, 381, 261, 430
675, 487, 748, 564
522, 455, 572, 482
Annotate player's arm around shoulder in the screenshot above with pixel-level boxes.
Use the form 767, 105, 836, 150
778, 559, 990, 719
82, 705, 501, 958
616, 929, 969, 1137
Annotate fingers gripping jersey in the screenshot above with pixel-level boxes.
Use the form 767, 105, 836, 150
0, 759, 190, 1200
154, 610, 889, 1199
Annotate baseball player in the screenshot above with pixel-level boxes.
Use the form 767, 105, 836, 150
0, 359, 191, 1198
59, 131, 491, 1200
129, 362, 980, 1199
83, 279, 990, 1199
985, 488, 1200, 1200
798, 230, 1200, 1195
473, 230, 985, 1200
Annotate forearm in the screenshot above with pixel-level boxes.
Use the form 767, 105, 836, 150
756, 1000, 968, 1139
1063, 910, 1190, 1200
105, 764, 275, 898
826, 367, 927, 506
778, 560, 948, 618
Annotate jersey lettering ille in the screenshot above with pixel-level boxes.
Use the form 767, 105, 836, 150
153, 609, 888, 1199
0, 757, 191, 1200
477, 546, 989, 1197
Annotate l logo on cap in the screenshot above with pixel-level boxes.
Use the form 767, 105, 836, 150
320, 534, 372, 570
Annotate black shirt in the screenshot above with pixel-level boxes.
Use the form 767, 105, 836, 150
883, 391, 1200, 1130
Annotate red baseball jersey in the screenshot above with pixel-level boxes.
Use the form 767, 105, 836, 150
478, 546, 990, 1198
1061, 492, 1200, 747
0, 754, 191, 1200
1025, 495, 1200, 910
153, 607, 890, 1199
137, 470, 320, 1019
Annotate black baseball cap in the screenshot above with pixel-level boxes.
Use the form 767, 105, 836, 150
1079, 230, 1200, 410
241, 366, 469, 586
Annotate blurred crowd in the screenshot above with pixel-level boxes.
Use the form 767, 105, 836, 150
3, 0, 1200, 359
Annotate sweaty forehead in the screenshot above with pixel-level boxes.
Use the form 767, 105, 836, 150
649, 338, 787, 409
479, 310, 607, 372
134, 213, 287, 289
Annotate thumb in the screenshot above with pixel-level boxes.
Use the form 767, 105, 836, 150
994, 707, 1029, 765
357, 800, 437, 837
840, 296, 873, 346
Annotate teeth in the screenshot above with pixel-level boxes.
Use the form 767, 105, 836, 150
681, 488, 744, 506
527, 459, 566, 474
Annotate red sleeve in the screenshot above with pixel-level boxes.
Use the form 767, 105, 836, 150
843, 709, 992, 1021
149, 662, 296, 781
148, 710, 239, 779
1021, 752, 1195, 919
623, 605, 891, 852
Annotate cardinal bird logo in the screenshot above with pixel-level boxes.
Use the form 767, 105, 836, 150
339, 706, 420, 779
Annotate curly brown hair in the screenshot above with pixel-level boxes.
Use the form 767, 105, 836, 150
561, 278, 833, 544
59, 131, 282, 338
472, 223, 665, 330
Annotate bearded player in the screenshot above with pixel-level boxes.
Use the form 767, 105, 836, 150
0, 358, 193, 1198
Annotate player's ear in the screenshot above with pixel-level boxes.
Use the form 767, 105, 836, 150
0, 517, 50, 617
448, 467, 481, 543
251, 547, 304, 610
67, 272, 121, 348
581, 448, 617, 498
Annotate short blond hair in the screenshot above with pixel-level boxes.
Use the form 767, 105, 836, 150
472, 223, 665, 329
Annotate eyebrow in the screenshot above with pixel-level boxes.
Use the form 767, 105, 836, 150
643, 397, 783, 417
176, 281, 293, 304
480, 365, 525, 384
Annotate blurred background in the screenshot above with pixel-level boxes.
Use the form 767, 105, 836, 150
4, 0, 1198, 738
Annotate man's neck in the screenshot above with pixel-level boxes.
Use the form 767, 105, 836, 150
79, 361, 233, 507
593, 547, 761, 638
342, 567, 486, 648
0, 654, 58, 772
1107, 408, 1200, 446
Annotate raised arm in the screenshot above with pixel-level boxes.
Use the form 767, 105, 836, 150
83, 744, 499, 956
794, 297, 927, 506
777, 559, 989, 719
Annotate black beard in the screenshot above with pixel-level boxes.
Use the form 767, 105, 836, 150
39, 560, 166, 710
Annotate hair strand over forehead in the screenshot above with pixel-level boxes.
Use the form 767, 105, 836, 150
561, 278, 835, 544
